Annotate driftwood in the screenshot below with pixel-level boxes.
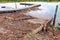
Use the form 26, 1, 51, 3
20, 3, 34, 6
23, 18, 52, 40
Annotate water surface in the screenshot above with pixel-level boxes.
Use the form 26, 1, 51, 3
0, 2, 60, 27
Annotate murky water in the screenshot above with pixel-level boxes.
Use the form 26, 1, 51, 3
0, 2, 60, 27
26, 2, 60, 27
45, 3, 60, 27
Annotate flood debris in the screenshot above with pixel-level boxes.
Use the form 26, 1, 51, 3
1, 6, 6, 8
23, 18, 52, 40
0, 4, 60, 40
0, 6, 42, 40
20, 3, 34, 6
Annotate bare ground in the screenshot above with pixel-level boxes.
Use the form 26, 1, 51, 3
0, 9, 60, 40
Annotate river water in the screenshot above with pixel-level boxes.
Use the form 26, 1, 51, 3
0, 2, 60, 27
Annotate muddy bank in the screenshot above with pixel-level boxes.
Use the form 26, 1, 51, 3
0, 8, 41, 40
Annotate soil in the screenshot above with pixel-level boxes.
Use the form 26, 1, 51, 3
23, 26, 60, 40
36, 27, 60, 40
0, 9, 41, 40
0, 9, 60, 40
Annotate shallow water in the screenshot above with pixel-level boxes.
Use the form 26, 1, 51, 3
41, 2, 60, 27
26, 2, 60, 27
45, 3, 60, 27
0, 2, 60, 27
